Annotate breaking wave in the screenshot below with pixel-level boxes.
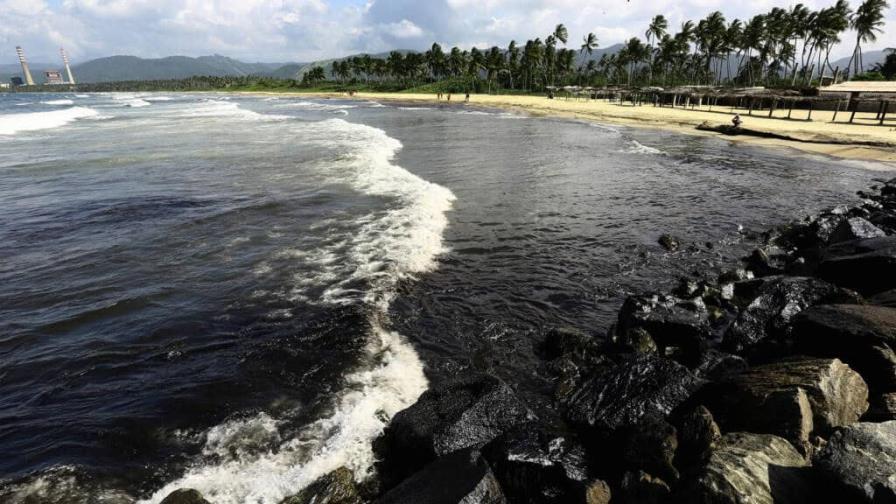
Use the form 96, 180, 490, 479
626, 140, 666, 155
140, 112, 455, 504
0, 107, 100, 136
42, 99, 74, 106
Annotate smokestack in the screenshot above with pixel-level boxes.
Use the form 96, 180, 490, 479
16, 46, 35, 86
59, 47, 75, 84
61, 47, 76, 85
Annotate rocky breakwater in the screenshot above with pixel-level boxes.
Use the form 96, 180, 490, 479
163, 177, 896, 504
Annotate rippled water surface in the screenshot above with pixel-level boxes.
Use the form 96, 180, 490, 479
1, 92, 893, 503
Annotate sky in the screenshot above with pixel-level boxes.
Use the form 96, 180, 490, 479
1, 0, 893, 64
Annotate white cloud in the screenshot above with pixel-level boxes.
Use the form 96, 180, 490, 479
383, 19, 424, 38
2, 0, 893, 63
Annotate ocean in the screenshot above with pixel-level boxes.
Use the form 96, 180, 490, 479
0, 92, 893, 503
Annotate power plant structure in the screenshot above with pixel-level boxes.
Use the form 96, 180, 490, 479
15, 46, 35, 86
61, 47, 75, 85
8, 46, 77, 87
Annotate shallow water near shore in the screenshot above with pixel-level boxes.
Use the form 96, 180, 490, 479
1, 92, 894, 503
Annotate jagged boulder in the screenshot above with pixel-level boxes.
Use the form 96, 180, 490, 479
685, 433, 812, 504
280, 467, 361, 504
830, 217, 887, 243
373, 374, 532, 489
482, 422, 588, 503
619, 471, 670, 504
793, 304, 896, 394
870, 288, 896, 307
559, 354, 704, 432
658, 234, 681, 252
160, 490, 211, 504
868, 211, 896, 234
814, 421, 896, 503
696, 358, 868, 453
721, 276, 858, 354
540, 326, 594, 361
615, 294, 711, 367
744, 245, 790, 277
621, 419, 679, 483
673, 405, 721, 470
376, 448, 506, 504
867, 392, 896, 421
818, 236, 896, 294
693, 349, 747, 380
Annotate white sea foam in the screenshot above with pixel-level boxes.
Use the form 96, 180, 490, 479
278, 100, 357, 111
42, 99, 74, 106
0, 107, 100, 135
144, 96, 173, 102
178, 100, 288, 121
124, 99, 151, 108
626, 140, 665, 155
141, 113, 454, 504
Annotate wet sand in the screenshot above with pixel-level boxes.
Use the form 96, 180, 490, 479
256, 91, 896, 166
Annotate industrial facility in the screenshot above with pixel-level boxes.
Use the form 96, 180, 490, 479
8, 46, 77, 87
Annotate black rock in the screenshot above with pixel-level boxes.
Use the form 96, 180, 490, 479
810, 212, 848, 244
830, 217, 886, 243
673, 405, 721, 470
373, 374, 532, 489
621, 419, 679, 483
618, 327, 658, 354
615, 294, 711, 367
619, 471, 670, 504
866, 392, 896, 422
658, 234, 680, 252
744, 246, 789, 277
540, 327, 593, 361
721, 276, 858, 354
280, 467, 361, 504
375, 448, 506, 504
160, 489, 211, 504
792, 304, 896, 394
869, 289, 896, 308
818, 236, 896, 295
559, 354, 704, 432
482, 422, 588, 503
868, 211, 896, 234
814, 421, 896, 503
694, 350, 747, 382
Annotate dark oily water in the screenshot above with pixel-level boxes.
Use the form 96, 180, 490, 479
0, 93, 893, 503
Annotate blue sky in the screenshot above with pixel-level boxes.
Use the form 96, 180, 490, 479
2, 0, 893, 64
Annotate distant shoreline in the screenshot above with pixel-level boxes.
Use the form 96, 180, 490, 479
244, 90, 896, 166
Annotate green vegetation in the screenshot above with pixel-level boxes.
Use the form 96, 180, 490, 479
7, 0, 890, 95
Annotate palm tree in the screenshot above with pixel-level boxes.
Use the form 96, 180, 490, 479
581, 32, 599, 57
725, 19, 743, 83
848, 0, 890, 76
646, 15, 668, 84
553, 24, 569, 46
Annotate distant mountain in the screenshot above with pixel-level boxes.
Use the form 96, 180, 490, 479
1, 55, 305, 84
830, 50, 888, 74
68, 54, 302, 83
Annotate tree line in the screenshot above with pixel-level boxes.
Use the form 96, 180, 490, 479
307, 0, 890, 91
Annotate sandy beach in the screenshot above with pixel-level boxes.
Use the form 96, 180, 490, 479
266, 91, 896, 165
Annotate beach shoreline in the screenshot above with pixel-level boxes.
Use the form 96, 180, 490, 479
245, 90, 896, 166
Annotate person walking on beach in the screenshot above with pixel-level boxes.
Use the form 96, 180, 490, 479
732, 114, 743, 128
465, 92, 470, 103
447, 93, 451, 102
